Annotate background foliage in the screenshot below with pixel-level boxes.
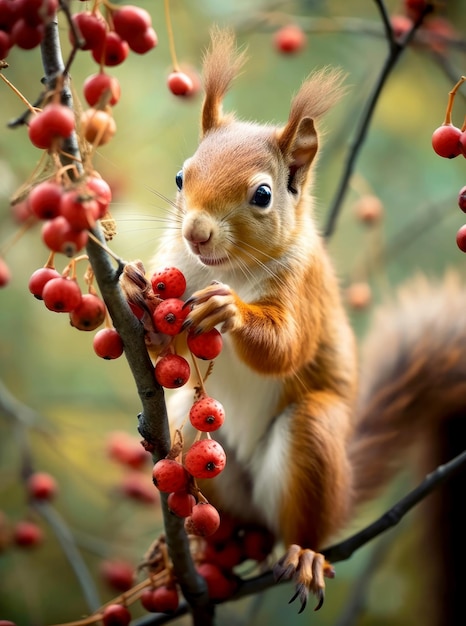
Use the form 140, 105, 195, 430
1, 1, 466, 624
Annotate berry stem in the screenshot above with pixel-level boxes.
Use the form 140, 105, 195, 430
190, 351, 207, 397
44, 251, 56, 269
443, 75, 466, 125
164, 0, 180, 72
0, 72, 38, 114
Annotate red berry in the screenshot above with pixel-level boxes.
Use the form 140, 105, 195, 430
120, 472, 159, 504
10, 18, 44, 49
102, 604, 131, 626
205, 513, 237, 544
189, 396, 225, 432
60, 188, 100, 230
273, 24, 306, 54
92, 31, 129, 67
0, 621, 17, 626
13, 520, 43, 547
196, 562, 238, 600
167, 71, 194, 97
100, 559, 134, 592
345, 282, 372, 311
106, 431, 149, 469
26, 472, 57, 501
353, 194, 384, 225
187, 328, 223, 360
70, 11, 106, 51
93, 327, 124, 359
0, 258, 11, 287
390, 14, 413, 39
28, 180, 62, 220
28, 266, 61, 299
459, 131, 466, 158
431, 124, 462, 159
69, 293, 106, 331
153, 298, 189, 335
85, 175, 112, 216
112, 5, 151, 39
185, 502, 220, 537
0, 30, 10, 59
150, 267, 186, 299
140, 585, 179, 613
42, 216, 88, 256
28, 103, 75, 150
11, 198, 33, 223
404, 0, 428, 21
0, 0, 17, 31
83, 72, 121, 107
19, 0, 57, 26
42, 276, 82, 312
152, 458, 189, 493
458, 186, 466, 212
456, 224, 466, 253
127, 27, 157, 54
155, 354, 190, 388
184, 439, 226, 479
203, 538, 243, 570
167, 490, 196, 518
241, 526, 275, 562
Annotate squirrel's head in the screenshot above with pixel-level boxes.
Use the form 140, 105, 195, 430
175, 28, 344, 272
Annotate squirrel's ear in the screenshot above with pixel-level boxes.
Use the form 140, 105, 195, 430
277, 68, 345, 192
201, 28, 246, 135
277, 116, 318, 193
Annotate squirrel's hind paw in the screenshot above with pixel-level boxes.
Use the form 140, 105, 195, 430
273, 545, 334, 613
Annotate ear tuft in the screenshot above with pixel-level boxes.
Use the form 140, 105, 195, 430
277, 67, 346, 192
201, 27, 247, 136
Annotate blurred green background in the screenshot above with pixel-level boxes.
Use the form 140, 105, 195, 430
1, 1, 466, 625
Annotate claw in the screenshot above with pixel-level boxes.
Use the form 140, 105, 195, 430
314, 588, 324, 612
274, 545, 331, 613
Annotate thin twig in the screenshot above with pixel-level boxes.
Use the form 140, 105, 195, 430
373, 0, 396, 51
34, 501, 102, 612
323, 4, 432, 238
323, 448, 466, 562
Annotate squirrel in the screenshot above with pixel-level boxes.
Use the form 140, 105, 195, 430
125, 29, 466, 620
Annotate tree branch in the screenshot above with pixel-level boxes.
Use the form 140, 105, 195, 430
38, 13, 212, 626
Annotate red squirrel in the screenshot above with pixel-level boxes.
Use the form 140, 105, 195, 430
128, 29, 466, 617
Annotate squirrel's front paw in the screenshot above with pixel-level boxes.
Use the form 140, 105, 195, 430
273, 545, 335, 613
183, 281, 240, 333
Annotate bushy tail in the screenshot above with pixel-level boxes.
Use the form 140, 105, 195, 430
349, 272, 466, 625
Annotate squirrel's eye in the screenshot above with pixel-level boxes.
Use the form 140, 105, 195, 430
251, 184, 272, 208
175, 170, 183, 190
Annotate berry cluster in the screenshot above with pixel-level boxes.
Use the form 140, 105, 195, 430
123, 265, 226, 537
0, 471, 56, 565
430, 75, 466, 252
69, 3, 157, 144
0, 0, 58, 58
106, 430, 159, 505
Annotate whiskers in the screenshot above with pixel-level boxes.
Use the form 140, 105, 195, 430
225, 236, 291, 291
109, 186, 183, 256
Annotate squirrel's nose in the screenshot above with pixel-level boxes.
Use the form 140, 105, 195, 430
182, 214, 214, 245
